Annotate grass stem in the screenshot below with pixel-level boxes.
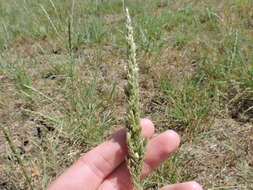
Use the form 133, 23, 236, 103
0, 124, 33, 190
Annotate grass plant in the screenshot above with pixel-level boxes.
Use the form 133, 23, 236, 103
125, 8, 147, 190
0, 0, 252, 189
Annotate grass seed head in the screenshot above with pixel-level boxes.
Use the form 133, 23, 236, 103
125, 8, 147, 190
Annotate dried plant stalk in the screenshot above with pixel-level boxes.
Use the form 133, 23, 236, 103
0, 124, 33, 190
125, 8, 147, 190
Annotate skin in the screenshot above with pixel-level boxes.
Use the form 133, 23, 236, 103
47, 119, 203, 190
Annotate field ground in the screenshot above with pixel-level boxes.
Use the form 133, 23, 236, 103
0, 0, 253, 189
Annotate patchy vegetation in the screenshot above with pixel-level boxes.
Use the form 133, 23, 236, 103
0, 0, 252, 189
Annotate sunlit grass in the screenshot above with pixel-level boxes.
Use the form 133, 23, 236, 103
0, 0, 252, 189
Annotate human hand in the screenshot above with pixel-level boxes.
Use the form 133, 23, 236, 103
47, 119, 202, 190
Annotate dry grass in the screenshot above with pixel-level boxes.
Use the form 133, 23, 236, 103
0, 0, 253, 189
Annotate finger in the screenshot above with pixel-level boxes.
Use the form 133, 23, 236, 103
142, 130, 180, 178
98, 130, 180, 190
140, 118, 155, 138
47, 118, 154, 190
160, 181, 203, 190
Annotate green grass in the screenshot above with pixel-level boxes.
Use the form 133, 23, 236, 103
0, 0, 253, 189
